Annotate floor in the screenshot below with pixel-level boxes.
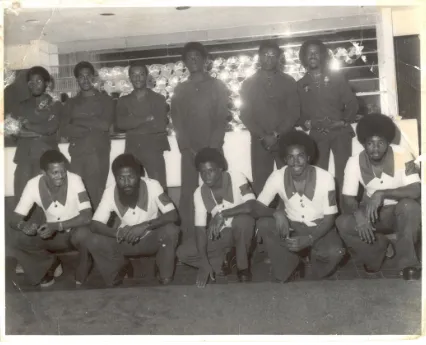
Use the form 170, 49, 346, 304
4, 250, 422, 335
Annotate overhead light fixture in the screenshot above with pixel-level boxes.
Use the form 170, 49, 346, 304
176, 6, 190, 10
25, 19, 40, 24
100, 13, 115, 16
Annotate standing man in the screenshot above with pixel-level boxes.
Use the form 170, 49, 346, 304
87, 154, 180, 287
8, 150, 93, 287
336, 114, 421, 276
116, 61, 170, 189
177, 148, 256, 288
297, 39, 358, 199
12, 66, 62, 203
171, 42, 230, 241
254, 131, 345, 282
60, 61, 115, 209
240, 40, 300, 195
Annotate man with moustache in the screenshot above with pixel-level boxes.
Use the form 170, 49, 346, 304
87, 154, 180, 287
8, 150, 93, 287
336, 114, 421, 277
60, 61, 115, 209
116, 61, 170, 189
240, 40, 300, 195
171, 42, 230, 241
177, 148, 256, 288
297, 39, 358, 201
254, 131, 344, 282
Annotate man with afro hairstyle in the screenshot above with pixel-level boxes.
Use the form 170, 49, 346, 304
60, 61, 115, 209
171, 42, 231, 243
177, 148, 256, 288
255, 130, 345, 282
297, 39, 359, 202
336, 114, 421, 277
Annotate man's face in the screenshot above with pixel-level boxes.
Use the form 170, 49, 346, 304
44, 162, 67, 187
285, 145, 309, 177
305, 44, 321, 70
28, 74, 48, 97
76, 67, 95, 91
129, 66, 148, 89
259, 47, 280, 71
365, 136, 389, 162
199, 161, 223, 188
184, 50, 205, 74
116, 167, 140, 196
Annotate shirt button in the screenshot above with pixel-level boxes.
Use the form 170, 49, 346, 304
57, 218, 60, 220
133, 212, 136, 215
302, 215, 305, 218
380, 181, 383, 184
55, 204, 58, 208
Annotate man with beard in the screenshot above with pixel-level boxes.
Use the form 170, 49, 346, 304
177, 148, 256, 288
87, 154, 179, 287
8, 150, 93, 287
116, 61, 170, 189
336, 114, 421, 277
60, 61, 115, 209
11, 66, 62, 204
240, 40, 300, 195
171, 42, 230, 241
297, 39, 358, 202
255, 131, 345, 282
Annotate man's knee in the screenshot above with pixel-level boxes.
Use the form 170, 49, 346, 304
71, 226, 92, 247
158, 224, 180, 244
232, 215, 255, 233
395, 198, 421, 217
313, 244, 346, 265
256, 217, 276, 239
10, 230, 38, 249
335, 214, 355, 236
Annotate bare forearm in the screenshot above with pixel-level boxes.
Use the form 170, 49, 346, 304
221, 200, 255, 218
147, 210, 179, 230
51, 210, 92, 230
311, 215, 336, 242
252, 201, 277, 219
91, 220, 117, 238
24, 121, 59, 135
381, 183, 421, 201
342, 195, 359, 214
195, 227, 209, 262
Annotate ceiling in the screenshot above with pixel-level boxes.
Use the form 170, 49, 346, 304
5, 6, 380, 51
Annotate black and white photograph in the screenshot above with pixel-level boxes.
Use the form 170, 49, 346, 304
1, 0, 423, 340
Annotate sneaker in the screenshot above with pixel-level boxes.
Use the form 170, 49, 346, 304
385, 242, 395, 259
53, 264, 63, 278
237, 269, 252, 282
40, 274, 55, 288
47, 259, 63, 278
15, 264, 24, 275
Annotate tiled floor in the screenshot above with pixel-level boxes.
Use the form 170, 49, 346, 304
5, 248, 406, 293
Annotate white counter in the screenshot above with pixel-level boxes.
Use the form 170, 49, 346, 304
4, 120, 418, 197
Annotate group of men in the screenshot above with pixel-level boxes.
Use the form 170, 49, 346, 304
7, 39, 421, 289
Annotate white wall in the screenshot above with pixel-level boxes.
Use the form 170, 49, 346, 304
5, 40, 58, 71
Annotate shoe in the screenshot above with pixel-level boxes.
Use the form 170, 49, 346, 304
75, 281, 83, 287
47, 259, 63, 278
158, 277, 173, 285
15, 264, 24, 275
237, 269, 252, 282
363, 264, 380, 274
219, 251, 234, 276
40, 274, 55, 288
401, 267, 421, 281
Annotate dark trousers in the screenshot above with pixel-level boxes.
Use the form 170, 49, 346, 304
177, 215, 255, 273
9, 226, 92, 285
126, 146, 167, 189
86, 224, 179, 286
336, 199, 421, 271
70, 150, 110, 210
257, 217, 345, 282
250, 135, 284, 195
178, 149, 199, 241
310, 129, 352, 197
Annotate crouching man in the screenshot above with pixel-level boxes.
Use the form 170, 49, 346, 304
255, 130, 345, 282
336, 114, 421, 276
9, 150, 93, 287
87, 154, 179, 287
177, 148, 256, 288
